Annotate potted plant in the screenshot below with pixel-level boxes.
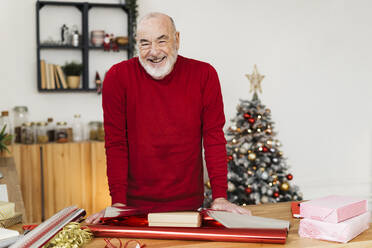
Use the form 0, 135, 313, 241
0, 125, 12, 157
62, 61, 83, 89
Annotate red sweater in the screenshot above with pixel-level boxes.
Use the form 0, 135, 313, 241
102, 55, 227, 211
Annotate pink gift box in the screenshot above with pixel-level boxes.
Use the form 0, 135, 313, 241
298, 211, 370, 243
300, 195, 368, 223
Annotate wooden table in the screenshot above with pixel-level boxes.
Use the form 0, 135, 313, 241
85, 202, 372, 248
12, 202, 372, 247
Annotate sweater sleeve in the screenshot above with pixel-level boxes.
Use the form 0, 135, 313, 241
202, 65, 228, 200
102, 65, 129, 205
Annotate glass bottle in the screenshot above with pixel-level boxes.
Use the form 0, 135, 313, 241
72, 114, 84, 142
1, 111, 12, 145
47, 117, 56, 142
30, 122, 37, 144
56, 122, 68, 143
13, 106, 29, 143
67, 122, 73, 142
21, 122, 35, 144
97, 121, 104, 141
88, 121, 99, 140
36, 122, 49, 144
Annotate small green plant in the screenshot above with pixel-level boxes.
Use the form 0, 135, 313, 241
0, 125, 12, 153
62, 61, 83, 76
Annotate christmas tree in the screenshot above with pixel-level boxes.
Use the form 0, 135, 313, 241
205, 65, 303, 206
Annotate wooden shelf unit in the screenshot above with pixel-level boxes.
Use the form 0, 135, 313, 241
36, 0, 137, 92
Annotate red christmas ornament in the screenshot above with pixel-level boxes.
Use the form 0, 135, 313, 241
262, 146, 269, 152
273, 192, 279, 198
243, 113, 251, 119
227, 155, 233, 162
286, 174, 293, 180
245, 187, 252, 194
248, 118, 255, 124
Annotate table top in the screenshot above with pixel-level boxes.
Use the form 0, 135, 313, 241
12, 202, 372, 247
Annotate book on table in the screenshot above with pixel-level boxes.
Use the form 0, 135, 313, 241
148, 211, 201, 227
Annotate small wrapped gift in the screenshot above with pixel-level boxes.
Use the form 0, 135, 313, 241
148, 211, 201, 227
300, 195, 368, 223
0, 201, 15, 221
0, 212, 22, 228
299, 211, 370, 243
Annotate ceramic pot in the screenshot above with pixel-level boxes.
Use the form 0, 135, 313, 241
67, 76, 81, 89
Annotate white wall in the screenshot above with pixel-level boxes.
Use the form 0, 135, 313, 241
1, 0, 372, 200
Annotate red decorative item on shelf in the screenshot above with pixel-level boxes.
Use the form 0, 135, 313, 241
227, 155, 233, 161
103, 34, 111, 51
110, 34, 119, 52
286, 174, 293, 180
273, 192, 280, 198
243, 113, 251, 119
248, 118, 255, 124
262, 146, 268, 152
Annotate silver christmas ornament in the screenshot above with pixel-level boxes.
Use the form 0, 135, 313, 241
261, 171, 269, 180
242, 142, 250, 150
261, 186, 267, 194
267, 189, 273, 196
228, 182, 236, 192
239, 147, 247, 154
261, 196, 269, 203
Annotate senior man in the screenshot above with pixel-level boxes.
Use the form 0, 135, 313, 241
86, 12, 250, 224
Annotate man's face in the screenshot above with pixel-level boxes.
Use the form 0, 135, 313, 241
136, 16, 180, 80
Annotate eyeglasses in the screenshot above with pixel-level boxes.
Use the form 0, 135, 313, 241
104, 238, 146, 248
138, 39, 169, 51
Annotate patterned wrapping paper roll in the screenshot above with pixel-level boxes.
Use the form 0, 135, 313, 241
87, 225, 288, 244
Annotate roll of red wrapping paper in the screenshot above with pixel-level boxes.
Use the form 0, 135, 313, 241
87, 225, 287, 244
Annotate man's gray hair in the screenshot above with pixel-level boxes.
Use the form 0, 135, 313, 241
138, 12, 177, 33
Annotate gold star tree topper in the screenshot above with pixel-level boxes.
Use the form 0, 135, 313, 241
245, 64, 265, 94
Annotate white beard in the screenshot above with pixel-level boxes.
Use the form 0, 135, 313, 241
139, 50, 178, 80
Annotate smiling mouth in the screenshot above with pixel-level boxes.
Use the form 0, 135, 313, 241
148, 56, 166, 64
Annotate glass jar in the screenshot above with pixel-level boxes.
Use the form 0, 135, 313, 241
88, 121, 99, 140
30, 122, 37, 143
56, 122, 68, 143
13, 106, 29, 143
67, 124, 73, 142
21, 122, 35, 144
47, 117, 56, 142
36, 122, 49, 144
72, 114, 84, 142
97, 122, 104, 141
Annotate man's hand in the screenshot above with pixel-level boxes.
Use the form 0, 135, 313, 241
85, 203, 126, 224
211, 197, 251, 215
